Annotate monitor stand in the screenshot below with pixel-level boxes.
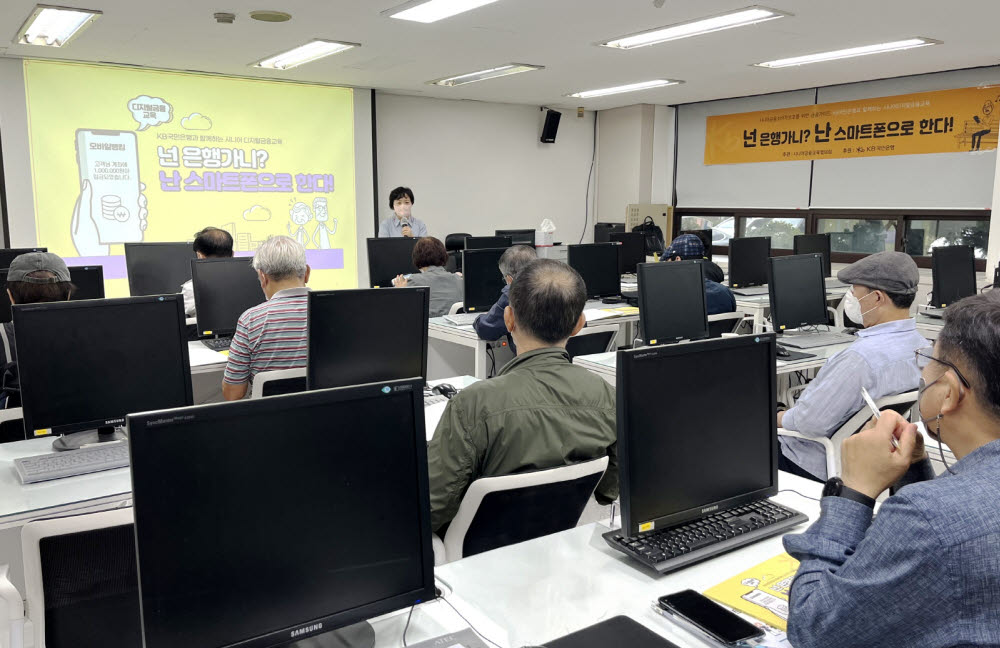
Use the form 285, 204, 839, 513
52, 425, 126, 452
286, 621, 375, 648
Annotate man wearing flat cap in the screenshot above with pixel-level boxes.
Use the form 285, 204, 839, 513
777, 252, 928, 481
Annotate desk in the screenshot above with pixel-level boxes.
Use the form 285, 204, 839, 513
437, 472, 822, 648
915, 309, 944, 341
735, 286, 850, 334
187, 341, 228, 404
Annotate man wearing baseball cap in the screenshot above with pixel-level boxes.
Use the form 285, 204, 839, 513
1, 252, 76, 408
777, 251, 928, 481
661, 233, 735, 315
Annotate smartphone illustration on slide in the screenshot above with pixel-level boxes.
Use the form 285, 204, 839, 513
75, 129, 143, 244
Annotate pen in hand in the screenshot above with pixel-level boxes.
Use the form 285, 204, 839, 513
861, 387, 900, 450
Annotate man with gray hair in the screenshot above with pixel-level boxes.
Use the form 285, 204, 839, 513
222, 236, 310, 400
472, 244, 537, 349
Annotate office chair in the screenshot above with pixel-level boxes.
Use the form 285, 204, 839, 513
431, 456, 609, 565
778, 390, 918, 479
564, 325, 618, 361
707, 311, 746, 338
249, 368, 308, 399
0, 408, 24, 444
448, 302, 464, 316
21, 507, 140, 648
444, 233, 471, 273
0, 564, 24, 648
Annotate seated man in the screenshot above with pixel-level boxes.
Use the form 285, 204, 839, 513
391, 236, 463, 317
378, 186, 427, 238
427, 259, 618, 533
660, 233, 735, 315
181, 227, 234, 317
222, 236, 310, 401
778, 252, 927, 481
472, 244, 537, 349
784, 290, 1000, 647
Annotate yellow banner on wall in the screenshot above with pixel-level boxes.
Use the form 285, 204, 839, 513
705, 86, 1000, 165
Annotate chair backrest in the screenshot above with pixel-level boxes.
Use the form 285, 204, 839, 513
443, 456, 609, 560
0, 407, 24, 444
22, 508, 139, 648
565, 325, 618, 360
448, 302, 464, 316
824, 390, 920, 478
445, 233, 471, 252
249, 367, 307, 399
707, 311, 746, 338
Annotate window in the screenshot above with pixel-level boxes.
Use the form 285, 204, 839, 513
905, 218, 990, 259
817, 218, 896, 254
678, 214, 734, 248
741, 216, 805, 250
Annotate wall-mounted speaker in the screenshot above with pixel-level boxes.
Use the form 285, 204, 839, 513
540, 109, 562, 143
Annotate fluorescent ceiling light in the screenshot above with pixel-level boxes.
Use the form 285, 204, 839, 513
15, 4, 101, 47
600, 6, 788, 50
755, 38, 940, 68
253, 39, 360, 70
568, 79, 683, 99
386, 0, 501, 23
430, 64, 543, 87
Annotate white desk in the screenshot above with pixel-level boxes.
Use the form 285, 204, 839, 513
187, 341, 229, 404
437, 472, 822, 648
734, 286, 850, 334
914, 308, 945, 341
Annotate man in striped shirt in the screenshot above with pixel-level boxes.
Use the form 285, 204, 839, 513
222, 236, 310, 400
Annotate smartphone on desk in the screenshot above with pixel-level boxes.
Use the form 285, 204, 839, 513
656, 590, 764, 646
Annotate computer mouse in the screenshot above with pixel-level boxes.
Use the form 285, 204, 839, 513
432, 383, 458, 399
842, 327, 860, 335
776, 346, 791, 358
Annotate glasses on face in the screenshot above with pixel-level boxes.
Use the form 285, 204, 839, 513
915, 347, 972, 388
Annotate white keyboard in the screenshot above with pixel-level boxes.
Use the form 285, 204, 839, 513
14, 441, 130, 484
424, 394, 448, 407
731, 285, 770, 296
444, 313, 479, 326
781, 332, 856, 349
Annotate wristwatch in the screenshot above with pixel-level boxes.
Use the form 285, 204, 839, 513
822, 477, 876, 508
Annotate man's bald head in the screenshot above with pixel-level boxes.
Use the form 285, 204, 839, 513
508, 259, 587, 345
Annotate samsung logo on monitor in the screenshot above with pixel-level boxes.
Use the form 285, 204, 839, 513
103, 417, 126, 426
701, 505, 719, 514
290, 623, 323, 638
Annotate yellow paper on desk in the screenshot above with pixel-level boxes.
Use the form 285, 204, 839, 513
703, 553, 798, 631
606, 306, 639, 315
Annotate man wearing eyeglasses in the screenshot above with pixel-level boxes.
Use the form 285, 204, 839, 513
783, 290, 1000, 648
777, 252, 927, 481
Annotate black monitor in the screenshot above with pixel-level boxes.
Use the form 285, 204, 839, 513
495, 229, 535, 247
793, 234, 832, 278
637, 261, 708, 345
616, 335, 778, 536
465, 235, 512, 251
768, 254, 828, 332
13, 295, 192, 450
0, 265, 105, 324
461, 248, 507, 312
568, 243, 621, 299
0, 247, 47, 269
610, 232, 645, 274
679, 230, 713, 262
128, 379, 435, 648
367, 237, 419, 288
595, 222, 625, 243
307, 288, 429, 390
931, 245, 977, 308
728, 237, 771, 288
124, 242, 196, 296
191, 258, 265, 338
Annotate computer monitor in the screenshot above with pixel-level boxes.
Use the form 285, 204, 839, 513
0, 247, 47, 269
124, 242, 196, 296
307, 288, 428, 390
191, 258, 265, 338
610, 232, 646, 274
793, 234, 832, 278
495, 229, 536, 246
637, 261, 708, 344
462, 248, 507, 312
465, 235, 513, 250
12, 295, 192, 450
616, 334, 778, 536
128, 379, 435, 648
0, 265, 105, 324
767, 254, 828, 332
679, 229, 713, 262
567, 243, 621, 299
728, 237, 771, 288
931, 245, 977, 308
594, 222, 625, 243
367, 237, 419, 288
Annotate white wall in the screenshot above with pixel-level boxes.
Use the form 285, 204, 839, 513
353, 89, 375, 288
0, 58, 35, 246
376, 93, 596, 245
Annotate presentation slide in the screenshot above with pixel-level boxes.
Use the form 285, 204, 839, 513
23, 59, 357, 296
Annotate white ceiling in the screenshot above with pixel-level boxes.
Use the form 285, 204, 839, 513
2, 0, 999, 110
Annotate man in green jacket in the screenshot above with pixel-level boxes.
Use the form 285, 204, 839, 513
427, 259, 619, 533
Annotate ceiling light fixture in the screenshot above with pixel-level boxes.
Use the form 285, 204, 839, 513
253, 39, 360, 70
429, 63, 544, 87
755, 37, 940, 68
568, 79, 683, 99
386, 0, 501, 24
15, 4, 102, 47
600, 6, 789, 50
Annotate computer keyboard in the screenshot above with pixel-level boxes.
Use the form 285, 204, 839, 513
14, 441, 130, 484
424, 394, 448, 407
604, 499, 807, 574
202, 336, 233, 351
444, 313, 479, 326
780, 332, 857, 349
730, 285, 770, 296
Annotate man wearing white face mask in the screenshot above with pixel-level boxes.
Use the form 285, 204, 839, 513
782, 290, 1000, 648
378, 186, 428, 238
777, 251, 927, 481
